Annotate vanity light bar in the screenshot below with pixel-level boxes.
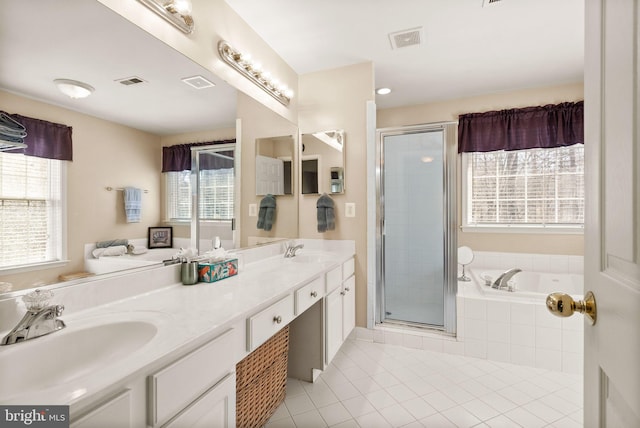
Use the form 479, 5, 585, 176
217, 40, 292, 106
137, 0, 194, 34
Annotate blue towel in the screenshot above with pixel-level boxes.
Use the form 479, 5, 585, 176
257, 194, 276, 231
317, 193, 335, 233
123, 187, 142, 223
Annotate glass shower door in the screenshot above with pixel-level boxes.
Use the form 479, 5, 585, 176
381, 130, 445, 327
191, 144, 238, 253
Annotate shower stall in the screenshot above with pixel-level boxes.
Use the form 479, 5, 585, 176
376, 123, 457, 334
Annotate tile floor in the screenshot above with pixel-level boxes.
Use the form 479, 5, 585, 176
266, 338, 583, 428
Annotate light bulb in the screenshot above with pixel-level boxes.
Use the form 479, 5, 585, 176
172, 0, 192, 15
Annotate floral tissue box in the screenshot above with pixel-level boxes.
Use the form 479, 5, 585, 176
198, 258, 238, 283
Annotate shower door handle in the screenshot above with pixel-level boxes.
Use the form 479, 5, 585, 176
546, 291, 597, 325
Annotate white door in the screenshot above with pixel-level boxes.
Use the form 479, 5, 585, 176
583, 0, 640, 426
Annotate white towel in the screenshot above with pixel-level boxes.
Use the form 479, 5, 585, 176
92, 245, 128, 258
123, 187, 142, 223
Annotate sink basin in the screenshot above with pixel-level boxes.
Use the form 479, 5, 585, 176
287, 252, 338, 268
0, 320, 157, 400
291, 254, 328, 264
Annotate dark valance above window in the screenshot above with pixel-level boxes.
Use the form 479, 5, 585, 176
457, 101, 584, 153
162, 139, 235, 172
7, 113, 73, 161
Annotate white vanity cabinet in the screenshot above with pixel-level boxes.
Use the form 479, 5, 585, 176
247, 294, 295, 352
325, 258, 356, 364
71, 390, 133, 428
148, 328, 240, 427
163, 373, 235, 428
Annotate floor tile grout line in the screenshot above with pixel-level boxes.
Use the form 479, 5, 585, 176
267, 338, 582, 428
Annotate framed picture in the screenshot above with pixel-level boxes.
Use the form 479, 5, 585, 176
148, 226, 173, 249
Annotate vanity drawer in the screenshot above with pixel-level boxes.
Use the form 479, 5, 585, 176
247, 294, 294, 351
342, 258, 355, 280
326, 266, 342, 293
149, 329, 237, 427
295, 276, 324, 315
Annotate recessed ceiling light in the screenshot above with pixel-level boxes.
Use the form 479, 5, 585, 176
376, 87, 392, 95
54, 79, 94, 99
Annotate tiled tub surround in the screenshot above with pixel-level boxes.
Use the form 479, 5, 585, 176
361, 252, 584, 374
0, 239, 354, 425
458, 252, 584, 374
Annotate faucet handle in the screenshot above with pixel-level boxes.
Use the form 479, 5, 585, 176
23, 289, 54, 311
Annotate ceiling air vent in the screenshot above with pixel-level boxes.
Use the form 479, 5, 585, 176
181, 75, 215, 89
482, 0, 503, 6
116, 76, 146, 86
388, 27, 423, 50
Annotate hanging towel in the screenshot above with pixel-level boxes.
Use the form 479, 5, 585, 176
317, 193, 335, 233
0, 112, 27, 147
257, 194, 276, 231
123, 187, 142, 223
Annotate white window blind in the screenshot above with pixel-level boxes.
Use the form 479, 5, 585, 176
464, 145, 584, 228
0, 153, 63, 269
165, 168, 234, 221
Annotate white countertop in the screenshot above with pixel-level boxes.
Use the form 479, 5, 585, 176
0, 242, 354, 407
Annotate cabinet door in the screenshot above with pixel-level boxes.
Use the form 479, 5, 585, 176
342, 276, 356, 340
150, 329, 237, 426
325, 287, 343, 364
164, 373, 235, 428
71, 390, 131, 428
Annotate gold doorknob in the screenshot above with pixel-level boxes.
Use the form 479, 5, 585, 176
546, 291, 597, 325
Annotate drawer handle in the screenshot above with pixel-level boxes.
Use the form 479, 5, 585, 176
340, 291, 346, 296
310, 291, 318, 298
345, 287, 350, 292
273, 315, 283, 324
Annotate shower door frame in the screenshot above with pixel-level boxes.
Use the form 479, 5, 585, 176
190, 143, 240, 253
375, 122, 458, 335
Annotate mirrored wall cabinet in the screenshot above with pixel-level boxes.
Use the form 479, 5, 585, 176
300, 130, 345, 195
255, 135, 295, 196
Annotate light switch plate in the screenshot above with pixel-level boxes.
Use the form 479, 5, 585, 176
345, 202, 356, 218
249, 203, 257, 217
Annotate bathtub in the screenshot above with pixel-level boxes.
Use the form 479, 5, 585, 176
457, 267, 584, 374
469, 269, 584, 301
84, 247, 180, 275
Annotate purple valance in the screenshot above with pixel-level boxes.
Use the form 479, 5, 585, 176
5, 113, 73, 161
162, 140, 235, 172
458, 101, 584, 153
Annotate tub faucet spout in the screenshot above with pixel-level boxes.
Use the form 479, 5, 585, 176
492, 268, 521, 289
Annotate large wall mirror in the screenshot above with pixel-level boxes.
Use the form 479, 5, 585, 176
0, 1, 295, 293
300, 130, 345, 194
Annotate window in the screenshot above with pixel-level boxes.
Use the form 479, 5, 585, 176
463, 144, 584, 230
0, 152, 64, 270
165, 168, 234, 222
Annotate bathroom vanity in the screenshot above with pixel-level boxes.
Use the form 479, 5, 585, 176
0, 239, 355, 428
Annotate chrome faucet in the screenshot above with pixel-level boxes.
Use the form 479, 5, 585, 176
1, 289, 66, 345
284, 242, 304, 258
492, 268, 522, 290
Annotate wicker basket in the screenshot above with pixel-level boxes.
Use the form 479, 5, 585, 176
236, 326, 289, 428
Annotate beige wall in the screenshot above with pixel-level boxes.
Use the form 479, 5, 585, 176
0, 90, 162, 290
237, 92, 299, 247
377, 82, 585, 256
298, 62, 375, 327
